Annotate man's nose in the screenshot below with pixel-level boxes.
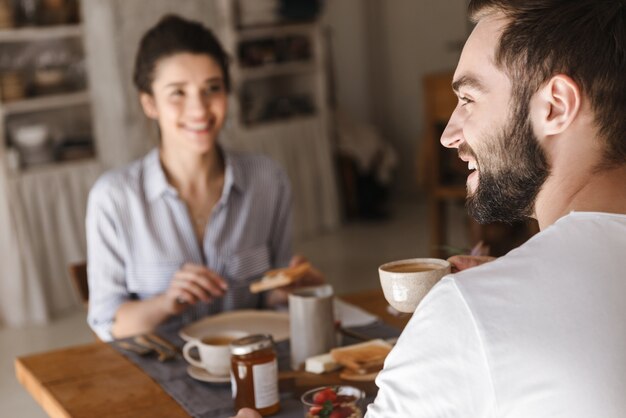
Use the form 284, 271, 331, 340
440, 110, 463, 149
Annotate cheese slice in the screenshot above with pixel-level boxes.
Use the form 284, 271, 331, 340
304, 353, 341, 374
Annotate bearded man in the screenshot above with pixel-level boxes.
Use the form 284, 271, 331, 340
366, 0, 626, 416
232, 1, 625, 417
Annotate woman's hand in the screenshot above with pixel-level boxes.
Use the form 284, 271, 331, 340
266, 255, 325, 306
284, 254, 325, 288
164, 263, 228, 314
230, 408, 261, 418
111, 264, 227, 338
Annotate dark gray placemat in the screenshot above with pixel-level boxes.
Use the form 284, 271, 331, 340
110, 321, 400, 418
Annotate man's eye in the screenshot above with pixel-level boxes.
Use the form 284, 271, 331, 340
460, 96, 473, 106
170, 90, 184, 97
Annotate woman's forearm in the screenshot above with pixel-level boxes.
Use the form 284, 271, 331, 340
111, 294, 172, 338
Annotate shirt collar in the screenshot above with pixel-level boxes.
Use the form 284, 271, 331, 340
221, 148, 245, 200
144, 148, 172, 201
143, 147, 245, 202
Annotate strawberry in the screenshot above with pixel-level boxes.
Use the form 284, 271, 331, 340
317, 400, 334, 418
313, 387, 337, 404
309, 405, 323, 415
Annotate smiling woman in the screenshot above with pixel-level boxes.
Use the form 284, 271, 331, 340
85, 15, 323, 342
140, 53, 228, 158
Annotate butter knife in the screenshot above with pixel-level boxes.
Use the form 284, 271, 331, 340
145, 333, 181, 355
134, 335, 175, 362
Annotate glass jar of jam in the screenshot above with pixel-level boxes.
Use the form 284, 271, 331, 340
230, 334, 280, 416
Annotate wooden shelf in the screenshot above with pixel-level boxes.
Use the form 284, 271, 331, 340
237, 61, 317, 81
237, 22, 316, 41
1, 91, 90, 115
242, 114, 318, 132
12, 157, 99, 178
0, 24, 83, 43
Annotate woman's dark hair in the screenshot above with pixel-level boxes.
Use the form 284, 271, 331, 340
133, 14, 231, 94
469, 0, 626, 168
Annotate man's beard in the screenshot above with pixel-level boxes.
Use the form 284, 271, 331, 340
464, 106, 551, 224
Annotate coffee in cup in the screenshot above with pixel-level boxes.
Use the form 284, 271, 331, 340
183, 331, 249, 376
201, 335, 237, 346
378, 258, 451, 313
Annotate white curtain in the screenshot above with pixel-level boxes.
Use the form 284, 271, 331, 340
223, 117, 340, 239
0, 160, 102, 327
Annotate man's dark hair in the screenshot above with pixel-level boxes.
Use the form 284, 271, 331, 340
133, 14, 231, 94
468, 0, 626, 168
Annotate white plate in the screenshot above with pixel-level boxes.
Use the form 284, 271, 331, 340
179, 309, 290, 342
187, 365, 230, 383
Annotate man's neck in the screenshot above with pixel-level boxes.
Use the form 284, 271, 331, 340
534, 164, 626, 229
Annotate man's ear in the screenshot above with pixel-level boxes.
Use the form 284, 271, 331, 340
140, 93, 159, 119
532, 74, 581, 137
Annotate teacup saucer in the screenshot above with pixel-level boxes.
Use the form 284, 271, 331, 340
186, 365, 230, 384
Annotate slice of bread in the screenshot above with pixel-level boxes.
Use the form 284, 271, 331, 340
330, 339, 392, 374
339, 368, 380, 382
249, 262, 311, 293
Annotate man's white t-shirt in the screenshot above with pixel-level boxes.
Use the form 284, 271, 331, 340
367, 212, 626, 417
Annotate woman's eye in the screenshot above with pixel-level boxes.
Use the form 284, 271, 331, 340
205, 84, 223, 94
170, 89, 184, 97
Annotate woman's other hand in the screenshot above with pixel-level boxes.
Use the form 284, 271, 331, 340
164, 263, 228, 314
286, 254, 325, 288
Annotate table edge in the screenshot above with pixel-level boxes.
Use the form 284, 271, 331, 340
15, 357, 72, 418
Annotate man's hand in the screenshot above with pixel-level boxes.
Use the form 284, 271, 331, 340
230, 408, 261, 418
447, 255, 496, 273
447, 241, 496, 273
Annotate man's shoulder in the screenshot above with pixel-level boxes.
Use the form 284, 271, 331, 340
449, 211, 626, 316
456, 212, 626, 281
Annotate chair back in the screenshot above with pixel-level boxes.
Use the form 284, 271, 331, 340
68, 262, 89, 306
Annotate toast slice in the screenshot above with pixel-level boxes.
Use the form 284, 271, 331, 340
330, 339, 392, 375
249, 262, 311, 293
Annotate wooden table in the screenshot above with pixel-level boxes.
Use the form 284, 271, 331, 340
15, 289, 409, 418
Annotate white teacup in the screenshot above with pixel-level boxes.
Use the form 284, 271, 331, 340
378, 258, 451, 313
182, 331, 248, 376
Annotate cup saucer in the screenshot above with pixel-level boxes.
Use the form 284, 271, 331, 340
186, 365, 230, 384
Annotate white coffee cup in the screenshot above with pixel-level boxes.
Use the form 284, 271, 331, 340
183, 331, 248, 376
378, 258, 451, 313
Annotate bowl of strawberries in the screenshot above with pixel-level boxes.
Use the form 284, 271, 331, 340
301, 385, 365, 418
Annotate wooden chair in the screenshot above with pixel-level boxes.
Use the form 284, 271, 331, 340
419, 72, 466, 257
68, 262, 89, 306
68, 262, 105, 342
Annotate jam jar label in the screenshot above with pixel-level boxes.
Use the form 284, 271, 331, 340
252, 359, 278, 409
